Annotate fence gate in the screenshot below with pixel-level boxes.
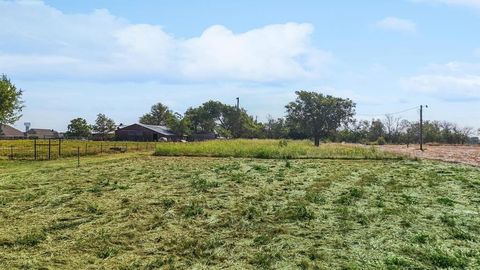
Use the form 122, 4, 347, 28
33, 139, 61, 160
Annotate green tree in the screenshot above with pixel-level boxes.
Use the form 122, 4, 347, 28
184, 100, 263, 138
139, 103, 175, 126
264, 116, 289, 139
184, 101, 223, 133
286, 91, 355, 146
66, 118, 91, 138
0, 75, 24, 129
166, 112, 192, 137
368, 119, 385, 142
92, 113, 116, 140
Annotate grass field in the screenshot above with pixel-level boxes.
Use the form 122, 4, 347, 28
155, 139, 401, 160
0, 139, 157, 160
1, 152, 479, 269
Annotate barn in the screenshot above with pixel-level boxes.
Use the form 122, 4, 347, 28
115, 123, 176, 141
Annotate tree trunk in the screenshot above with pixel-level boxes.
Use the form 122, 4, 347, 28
314, 135, 320, 147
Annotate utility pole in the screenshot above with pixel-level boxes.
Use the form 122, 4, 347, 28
236, 97, 240, 138
420, 105, 428, 151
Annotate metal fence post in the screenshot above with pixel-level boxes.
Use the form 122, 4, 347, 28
34, 139, 37, 160
48, 138, 51, 160
85, 142, 87, 154
77, 146, 80, 167
10, 145, 13, 160
100, 143, 103, 153
58, 139, 62, 157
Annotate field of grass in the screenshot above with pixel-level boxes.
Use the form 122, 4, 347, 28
0, 139, 157, 160
155, 139, 400, 160
1, 153, 479, 269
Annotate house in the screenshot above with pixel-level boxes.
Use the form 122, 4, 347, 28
26, 128, 60, 139
115, 123, 176, 141
0, 125, 24, 139
468, 137, 479, 145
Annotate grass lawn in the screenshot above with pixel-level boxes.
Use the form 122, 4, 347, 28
1, 153, 480, 269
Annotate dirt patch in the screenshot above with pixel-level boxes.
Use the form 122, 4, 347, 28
379, 144, 480, 167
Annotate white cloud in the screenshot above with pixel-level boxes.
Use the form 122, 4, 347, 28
375, 17, 417, 34
402, 62, 480, 100
0, 1, 330, 82
413, 0, 480, 9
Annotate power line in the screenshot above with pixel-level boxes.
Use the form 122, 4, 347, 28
356, 106, 419, 117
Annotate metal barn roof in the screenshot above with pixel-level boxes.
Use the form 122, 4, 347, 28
122, 123, 176, 136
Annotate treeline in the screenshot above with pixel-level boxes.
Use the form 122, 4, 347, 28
139, 91, 477, 145
333, 117, 476, 145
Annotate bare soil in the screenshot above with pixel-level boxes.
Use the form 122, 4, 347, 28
379, 144, 480, 167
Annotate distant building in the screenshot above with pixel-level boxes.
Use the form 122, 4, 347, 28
188, 131, 217, 142
115, 123, 176, 141
468, 137, 479, 144
26, 128, 60, 139
91, 131, 115, 141
0, 125, 24, 139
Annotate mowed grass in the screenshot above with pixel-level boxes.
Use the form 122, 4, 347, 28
1, 154, 480, 269
155, 139, 400, 160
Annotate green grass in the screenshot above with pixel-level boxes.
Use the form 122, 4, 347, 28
0, 139, 156, 160
154, 139, 400, 159
1, 154, 479, 269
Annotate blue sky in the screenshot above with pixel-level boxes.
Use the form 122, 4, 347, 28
1, 0, 479, 131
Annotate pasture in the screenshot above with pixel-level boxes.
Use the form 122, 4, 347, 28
1, 142, 479, 269
154, 139, 400, 160
0, 139, 157, 160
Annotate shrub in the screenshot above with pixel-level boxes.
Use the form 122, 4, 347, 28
376, 137, 387, 145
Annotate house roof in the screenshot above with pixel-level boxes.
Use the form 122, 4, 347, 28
121, 123, 176, 136
27, 128, 59, 137
0, 125, 24, 137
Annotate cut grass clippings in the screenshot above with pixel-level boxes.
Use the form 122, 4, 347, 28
1, 154, 479, 269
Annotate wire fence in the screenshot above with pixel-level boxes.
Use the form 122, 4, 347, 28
0, 139, 158, 160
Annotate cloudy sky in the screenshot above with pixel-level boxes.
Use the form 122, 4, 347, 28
1, 0, 479, 131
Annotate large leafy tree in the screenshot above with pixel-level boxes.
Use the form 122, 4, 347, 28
184, 100, 263, 138
0, 75, 24, 129
184, 101, 224, 133
264, 116, 289, 139
92, 113, 116, 140
286, 91, 355, 146
167, 112, 192, 137
66, 118, 91, 138
139, 103, 175, 126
